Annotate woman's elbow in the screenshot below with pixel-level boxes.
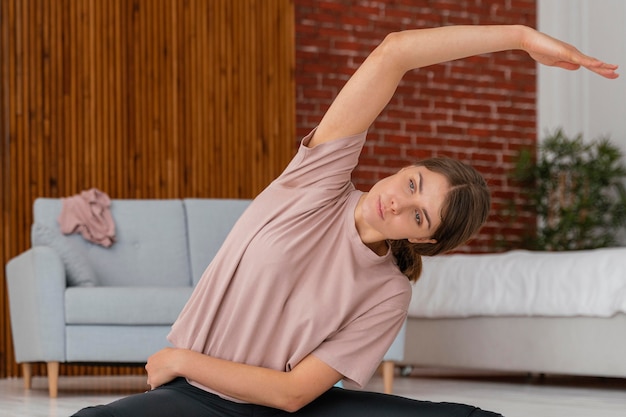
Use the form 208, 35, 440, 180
373, 31, 410, 72
376, 31, 401, 55
275, 392, 314, 413
273, 381, 325, 413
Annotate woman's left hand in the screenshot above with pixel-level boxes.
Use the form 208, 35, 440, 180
520, 26, 619, 79
145, 347, 184, 389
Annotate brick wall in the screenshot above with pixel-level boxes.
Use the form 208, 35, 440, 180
294, 0, 537, 252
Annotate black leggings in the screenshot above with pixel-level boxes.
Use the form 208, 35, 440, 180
72, 378, 503, 417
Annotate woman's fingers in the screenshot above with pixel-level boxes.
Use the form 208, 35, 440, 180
577, 58, 620, 78
575, 53, 619, 77
552, 61, 581, 71
530, 50, 619, 78
590, 62, 620, 78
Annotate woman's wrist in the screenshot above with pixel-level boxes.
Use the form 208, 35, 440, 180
486, 24, 532, 53
515, 24, 537, 52
172, 348, 193, 379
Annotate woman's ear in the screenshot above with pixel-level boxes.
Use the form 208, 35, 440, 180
408, 237, 437, 244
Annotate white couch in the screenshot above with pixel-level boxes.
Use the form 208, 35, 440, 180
402, 249, 626, 378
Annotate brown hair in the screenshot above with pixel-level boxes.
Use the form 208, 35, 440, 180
390, 157, 491, 282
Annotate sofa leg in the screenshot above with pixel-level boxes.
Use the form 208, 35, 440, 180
47, 361, 59, 398
382, 360, 394, 394
22, 363, 33, 389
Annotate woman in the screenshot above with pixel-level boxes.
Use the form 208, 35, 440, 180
74, 24, 618, 417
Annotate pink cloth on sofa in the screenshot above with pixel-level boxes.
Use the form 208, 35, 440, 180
58, 188, 116, 247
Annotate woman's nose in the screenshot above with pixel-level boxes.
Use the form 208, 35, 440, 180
389, 197, 404, 214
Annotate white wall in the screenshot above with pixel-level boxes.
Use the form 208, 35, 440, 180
538, 0, 626, 149
538, 0, 626, 243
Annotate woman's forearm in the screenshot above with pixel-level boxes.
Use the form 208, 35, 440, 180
386, 25, 527, 72
146, 348, 341, 412
177, 350, 295, 408
386, 24, 618, 75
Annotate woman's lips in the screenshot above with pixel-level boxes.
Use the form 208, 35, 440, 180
378, 197, 384, 220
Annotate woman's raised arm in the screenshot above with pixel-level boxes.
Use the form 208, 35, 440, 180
310, 25, 618, 147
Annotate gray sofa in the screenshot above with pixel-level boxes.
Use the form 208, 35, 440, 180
6, 198, 405, 397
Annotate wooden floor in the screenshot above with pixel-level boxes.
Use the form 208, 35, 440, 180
1, 368, 626, 417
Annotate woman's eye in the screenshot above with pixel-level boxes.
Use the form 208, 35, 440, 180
409, 179, 415, 192
415, 211, 421, 225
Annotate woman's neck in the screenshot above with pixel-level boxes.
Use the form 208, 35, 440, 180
355, 193, 388, 256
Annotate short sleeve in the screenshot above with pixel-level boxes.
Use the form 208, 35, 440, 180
275, 128, 368, 190
311, 303, 408, 388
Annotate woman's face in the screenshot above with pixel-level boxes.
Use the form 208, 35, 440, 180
358, 166, 450, 243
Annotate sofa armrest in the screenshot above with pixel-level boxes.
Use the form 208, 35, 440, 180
5, 246, 67, 363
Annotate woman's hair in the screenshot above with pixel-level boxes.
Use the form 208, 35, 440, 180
390, 157, 491, 283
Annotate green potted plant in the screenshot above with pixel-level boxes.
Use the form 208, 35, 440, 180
511, 129, 626, 251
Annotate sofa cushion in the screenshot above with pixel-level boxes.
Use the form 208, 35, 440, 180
32, 223, 98, 286
184, 199, 251, 285
65, 325, 173, 362
34, 198, 192, 287
65, 287, 193, 325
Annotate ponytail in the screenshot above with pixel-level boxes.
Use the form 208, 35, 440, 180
389, 239, 423, 283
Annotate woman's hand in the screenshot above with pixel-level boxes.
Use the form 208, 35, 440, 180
145, 347, 184, 390
520, 26, 619, 79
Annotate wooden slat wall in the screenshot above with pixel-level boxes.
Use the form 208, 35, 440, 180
0, 0, 295, 378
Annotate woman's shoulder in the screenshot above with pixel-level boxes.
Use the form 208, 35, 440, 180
272, 128, 368, 190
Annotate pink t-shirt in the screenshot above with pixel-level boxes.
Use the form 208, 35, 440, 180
168, 129, 412, 398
